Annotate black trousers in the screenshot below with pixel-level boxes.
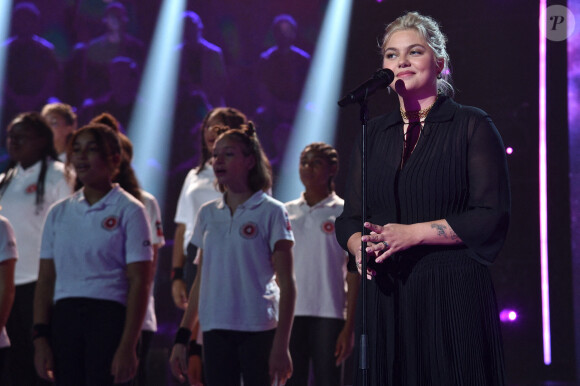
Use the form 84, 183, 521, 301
51, 297, 131, 386
131, 330, 154, 386
5, 281, 53, 386
286, 316, 345, 386
203, 329, 275, 386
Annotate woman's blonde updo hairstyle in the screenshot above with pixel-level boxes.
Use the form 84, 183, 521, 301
381, 11, 454, 97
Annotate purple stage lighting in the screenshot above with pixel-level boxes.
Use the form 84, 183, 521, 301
500, 309, 518, 323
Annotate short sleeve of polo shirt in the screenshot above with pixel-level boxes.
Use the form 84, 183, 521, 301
40, 205, 58, 260
142, 191, 165, 247
267, 203, 294, 251
189, 202, 208, 251
174, 169, 196, 224
124, 205, 153, 264
0, 217, 17, 262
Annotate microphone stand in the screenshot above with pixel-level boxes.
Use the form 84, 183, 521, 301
339, 68, 393, 385
358, 97, 369, 386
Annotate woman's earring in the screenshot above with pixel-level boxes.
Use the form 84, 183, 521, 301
437, 73, 442, 80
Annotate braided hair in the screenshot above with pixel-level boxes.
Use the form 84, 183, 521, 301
0, 112, 59, 213
300, 142, 339, 192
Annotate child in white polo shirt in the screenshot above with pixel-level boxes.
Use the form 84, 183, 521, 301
114, 128, 165, 386
170, 123, 296, 386
285, 142, 360, 386
0, 111, 72, 386
33, 123, 153, 386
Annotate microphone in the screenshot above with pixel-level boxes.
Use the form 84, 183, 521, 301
337, 68, 394, 107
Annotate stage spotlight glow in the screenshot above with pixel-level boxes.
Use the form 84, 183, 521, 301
499, 309, 518, 323
539, 0, 551, 365
0, 0, 14, 127
506, 147, 513, 155
127, 0, 187, 209
274, 0, 353, 202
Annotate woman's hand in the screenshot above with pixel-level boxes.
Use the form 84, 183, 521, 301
110, 343, 139, 384
169, 343, 189, 383
361, 222, 420, 263
354, 243, 377, 279
346, 232, 375, 279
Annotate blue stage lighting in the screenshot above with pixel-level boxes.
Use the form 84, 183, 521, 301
274, 0, 353, 202
127, 0, 187, 209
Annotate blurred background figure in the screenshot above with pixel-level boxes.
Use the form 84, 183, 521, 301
80, 56, 142, 131
41, 102, 78, 162
177, 11, 227, 109
256, 14, 310, 123
255, 14, 310, 170
76, 2, 145, 103
2, 3, 60, 130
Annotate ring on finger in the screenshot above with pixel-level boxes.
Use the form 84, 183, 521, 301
381, 241, 389, 249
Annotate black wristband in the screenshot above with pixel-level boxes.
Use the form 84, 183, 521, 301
188, 340, 202, 357
32, 323, 51, 341
171, 267, 184, 281
174, 327, 192, 345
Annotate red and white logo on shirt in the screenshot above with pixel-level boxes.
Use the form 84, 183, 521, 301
284, 211, 292, 231
240, 222, 258, 239
321, 220, 335, 234
26, 184, 37, 194
102, 216, 119, 231
155, 221, 164, 237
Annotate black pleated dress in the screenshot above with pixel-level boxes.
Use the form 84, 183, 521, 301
335, 96, 510, 386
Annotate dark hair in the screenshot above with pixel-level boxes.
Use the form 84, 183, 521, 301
300, 142, 339, 192
215, 122, 272, 193
197, 107, 248, 175
0, 112, 59, 212
66, 123, 122, 186
90, 112, 141, 201
90, 112, 121, 132
104, 2, 128, 24
114, 133, 142, 201
272, 14, 297, 31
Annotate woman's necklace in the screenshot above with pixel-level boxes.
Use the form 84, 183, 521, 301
400, 96, 438, 122
399, 97, 437, 167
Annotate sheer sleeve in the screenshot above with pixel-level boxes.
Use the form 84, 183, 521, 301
335, 132, 363, 272
446, 113, 511, 264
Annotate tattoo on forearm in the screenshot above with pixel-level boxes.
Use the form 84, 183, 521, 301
449, 229, 460, 241
432, 224, 447, 237
431, 224, 461, 243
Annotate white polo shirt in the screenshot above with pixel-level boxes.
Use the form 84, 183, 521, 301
40, 185, 153, 305
191, 190, 294, 332
174, 165, 221, 250
285, 193, 348, 319
0, 159, 71, 285
0, 215, 17, 348
141, 190, 165, 332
